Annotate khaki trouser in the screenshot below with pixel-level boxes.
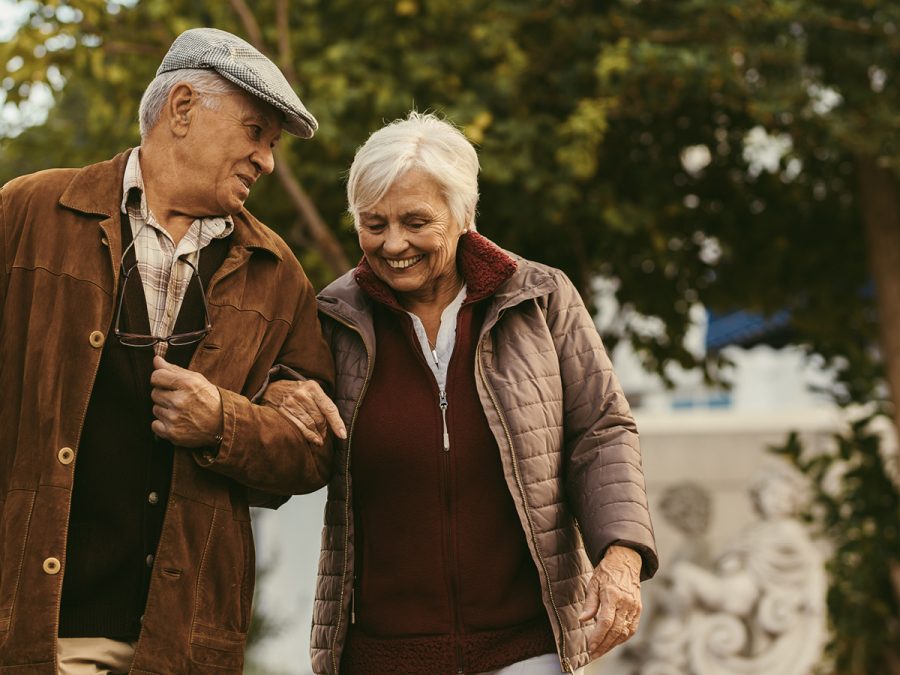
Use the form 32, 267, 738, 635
56, 638, 136, 675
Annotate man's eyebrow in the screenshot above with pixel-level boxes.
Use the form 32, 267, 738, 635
244, 112, 278, 128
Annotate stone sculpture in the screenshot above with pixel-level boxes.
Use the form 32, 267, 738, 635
629, 461, 826, 675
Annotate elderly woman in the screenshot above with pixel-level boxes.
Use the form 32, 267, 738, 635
270, 112, 658, 675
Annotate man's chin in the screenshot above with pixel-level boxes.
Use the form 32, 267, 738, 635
221, 196, 247, 215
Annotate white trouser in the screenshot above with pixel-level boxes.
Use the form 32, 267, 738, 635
477, 653, 585, 675
56, 637, 136, 675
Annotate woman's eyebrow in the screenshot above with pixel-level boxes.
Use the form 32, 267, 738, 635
400, 209, 433, 220
359, 208, 433, 220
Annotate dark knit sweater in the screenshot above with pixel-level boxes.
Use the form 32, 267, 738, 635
58, 212, 228, 639
341, 239, 556, 674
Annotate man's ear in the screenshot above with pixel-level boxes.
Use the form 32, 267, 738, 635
167, 83, 199, 137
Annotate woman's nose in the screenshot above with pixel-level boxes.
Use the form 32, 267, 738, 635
381, 226, 408, 254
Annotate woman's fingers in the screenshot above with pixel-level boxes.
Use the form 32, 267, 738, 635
582, 545, 644, 657
311, 386, 347, 439
261, 379, 348, 445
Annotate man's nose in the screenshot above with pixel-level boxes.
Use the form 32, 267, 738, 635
252, 146, 276, 176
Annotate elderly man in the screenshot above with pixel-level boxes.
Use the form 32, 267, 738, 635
0, 28, 344, 674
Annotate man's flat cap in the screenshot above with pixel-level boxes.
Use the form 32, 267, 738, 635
157, 27, 317, 138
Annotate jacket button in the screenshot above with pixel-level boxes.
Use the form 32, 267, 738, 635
89, 331, 105, 348
147, 491, 159, 505
145, 554, 155, 568
58, 447, 75, 465
43, 557, 61, 575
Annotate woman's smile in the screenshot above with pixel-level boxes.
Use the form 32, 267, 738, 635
384, 254, 424, 270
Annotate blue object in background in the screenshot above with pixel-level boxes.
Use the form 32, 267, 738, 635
705, 309, 793, 352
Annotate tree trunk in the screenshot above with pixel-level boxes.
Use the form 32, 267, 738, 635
857, 157, 900, 443
857, 157, 900, 668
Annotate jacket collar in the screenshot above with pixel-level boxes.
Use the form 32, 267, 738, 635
351, 231, 518, 311
317, 231, 563, 336
57, 148, 283, 260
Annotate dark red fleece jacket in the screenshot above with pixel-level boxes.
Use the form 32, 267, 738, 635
342, 235, 556, 674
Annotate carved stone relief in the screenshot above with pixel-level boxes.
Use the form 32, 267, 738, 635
624, 461, 827, 675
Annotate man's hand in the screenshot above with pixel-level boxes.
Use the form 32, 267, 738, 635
261, 379, 347, 446
150, 356, 223, 447
579, 544, 643, 659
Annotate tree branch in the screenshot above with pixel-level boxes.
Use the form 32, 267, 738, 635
275, 147, 351, 276
228, 0, 350, 277
228, 0, 264, 49
275, 0, 298, 85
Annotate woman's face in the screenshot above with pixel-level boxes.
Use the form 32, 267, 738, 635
357, 168, 465, 303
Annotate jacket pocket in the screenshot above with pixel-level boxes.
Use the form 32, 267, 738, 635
189, 508, 254, 669
0, 490, 36, 634
190, 623, 246, 672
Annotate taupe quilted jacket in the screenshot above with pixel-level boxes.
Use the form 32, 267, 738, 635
310, 236, 658, 674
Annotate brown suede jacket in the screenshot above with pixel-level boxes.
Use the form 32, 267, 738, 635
310, 232, 658, 674
0, 150, 334, 673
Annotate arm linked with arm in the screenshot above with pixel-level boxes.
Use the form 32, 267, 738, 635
546, 271, 659, 580
192, 271, 336, 497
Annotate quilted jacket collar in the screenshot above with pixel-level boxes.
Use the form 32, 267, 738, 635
318, 232, 561, 338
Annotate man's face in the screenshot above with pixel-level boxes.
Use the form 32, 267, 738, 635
177, 89, 283, 216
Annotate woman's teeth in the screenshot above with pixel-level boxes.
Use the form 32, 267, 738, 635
385, 255, 423, 269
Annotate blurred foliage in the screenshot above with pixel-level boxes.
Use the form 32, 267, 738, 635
1, 0, 895, 394
773, 417, 900, 675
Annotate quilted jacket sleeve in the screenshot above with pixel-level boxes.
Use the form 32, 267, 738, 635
544, 270, 658, 579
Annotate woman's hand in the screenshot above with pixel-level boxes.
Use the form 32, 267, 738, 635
579, 544, 643, 658
262, 379, 347, 446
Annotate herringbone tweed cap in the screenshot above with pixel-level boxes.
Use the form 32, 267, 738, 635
157, 27, 317, 138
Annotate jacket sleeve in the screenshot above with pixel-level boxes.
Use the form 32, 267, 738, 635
192, 270, 336, 498
544, 270, 658, 579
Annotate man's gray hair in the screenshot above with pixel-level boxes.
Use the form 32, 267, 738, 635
347, 112, 480, 231
138, 68, 243, 139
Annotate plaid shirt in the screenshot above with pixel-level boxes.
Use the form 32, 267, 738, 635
120, 149, 233, 356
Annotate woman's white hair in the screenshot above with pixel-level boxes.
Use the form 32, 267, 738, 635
347, 112, 480, 231
138, 69, 243, 139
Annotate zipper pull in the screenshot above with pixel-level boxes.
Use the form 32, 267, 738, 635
351, 584, 356, 624
439, 390, 450, 452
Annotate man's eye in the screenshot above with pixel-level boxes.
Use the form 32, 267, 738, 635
248, 125, 263, 140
